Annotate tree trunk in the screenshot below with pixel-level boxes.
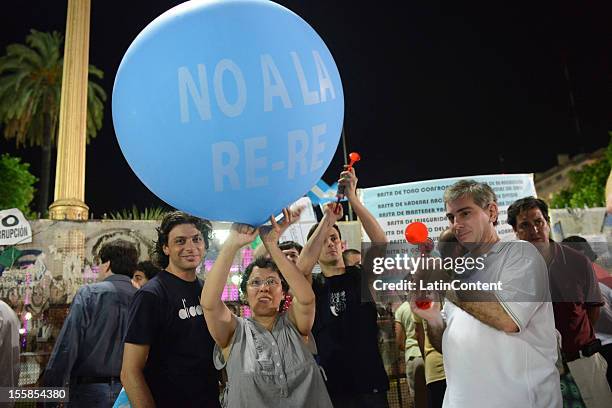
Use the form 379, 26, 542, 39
37, 112, 52, 217
606, 169, 612, 214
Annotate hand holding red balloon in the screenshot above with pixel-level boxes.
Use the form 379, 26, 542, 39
405, 222, 434, 309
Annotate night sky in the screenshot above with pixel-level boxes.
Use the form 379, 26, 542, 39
1, 0, 610, 218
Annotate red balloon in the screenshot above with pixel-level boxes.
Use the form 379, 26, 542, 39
348, 152, 361, 164
405, 222, 429, 244
415, 300, 432, 310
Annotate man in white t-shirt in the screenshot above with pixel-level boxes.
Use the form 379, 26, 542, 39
412, 179, 561, 408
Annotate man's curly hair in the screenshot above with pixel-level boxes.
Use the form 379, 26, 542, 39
154, 211, 213, 268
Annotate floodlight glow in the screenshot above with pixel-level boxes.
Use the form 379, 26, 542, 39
215, 229, 230, 244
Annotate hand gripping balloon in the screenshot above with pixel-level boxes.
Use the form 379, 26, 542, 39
405, 222, 433, 310
335, 152, 361, 213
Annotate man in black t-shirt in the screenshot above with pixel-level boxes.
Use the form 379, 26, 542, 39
121, 212, 220, 408
298, 166, 390, 408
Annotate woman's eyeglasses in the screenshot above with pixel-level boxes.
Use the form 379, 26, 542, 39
248, 278, 281, 288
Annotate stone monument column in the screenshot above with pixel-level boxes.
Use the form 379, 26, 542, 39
49, 0, 91, 220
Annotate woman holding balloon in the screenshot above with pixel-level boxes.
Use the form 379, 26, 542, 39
201, 210, 333, 408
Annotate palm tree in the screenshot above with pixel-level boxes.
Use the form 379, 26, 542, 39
0, 29, 106, 216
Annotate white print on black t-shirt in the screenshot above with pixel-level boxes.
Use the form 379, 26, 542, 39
329, 290, 346, 317
178, 298, 204, 320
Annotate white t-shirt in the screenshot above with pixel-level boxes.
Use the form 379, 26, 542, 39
442, 241, 561, 408
0, 300, 20, 387
595, 282, 612, 345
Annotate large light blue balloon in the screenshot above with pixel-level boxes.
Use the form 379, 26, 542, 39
113, 0, 344, 225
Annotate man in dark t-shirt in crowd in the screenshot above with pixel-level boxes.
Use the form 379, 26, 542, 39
121, 212, 220, 407
298, 166, 390, 408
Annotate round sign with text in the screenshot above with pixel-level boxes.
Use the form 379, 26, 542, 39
113, 0, 344, 225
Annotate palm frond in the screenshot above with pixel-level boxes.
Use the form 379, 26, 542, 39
109, 206, 169, 221
5, 43, 42, 68
88, 64, 104, 79
27, 30, 63, 63
0, 29, 105, 149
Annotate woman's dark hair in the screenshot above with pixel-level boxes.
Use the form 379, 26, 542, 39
154, 211, 213, 268
99, 240, 138, 277
239, 257, 289, 310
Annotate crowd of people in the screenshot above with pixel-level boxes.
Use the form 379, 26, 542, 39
1, 170, 612, 408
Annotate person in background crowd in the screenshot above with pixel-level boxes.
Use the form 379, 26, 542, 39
562, 235, 612, 388
507, 197, 611, 408
201, 210, 332, 407
277, 240, 304, 311
0, 299, 20, 395
44, 240, 138, 407
562, 235, 612, 288
413, 180, 561, 408
395, 300, 425, 408
593, 280, 612, 387
131, 260, 161, 289
342, 248, 361, 267
251, 221, 304, 264
121, 212, 219, 408
298, 165, 390, 408
279, 240, 303, 264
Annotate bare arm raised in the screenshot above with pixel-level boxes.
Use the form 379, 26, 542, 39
340, 166, 387, 244
296, 202, 344, 281
261, 209, 316, 336
201, 224, 258, 348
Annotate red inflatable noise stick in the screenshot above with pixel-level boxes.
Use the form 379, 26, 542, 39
347, 152, 361, 166
335, 152, 361, 213
415, 299, 432, 310
404, 221, 429, 244
405, 222, 433, 309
